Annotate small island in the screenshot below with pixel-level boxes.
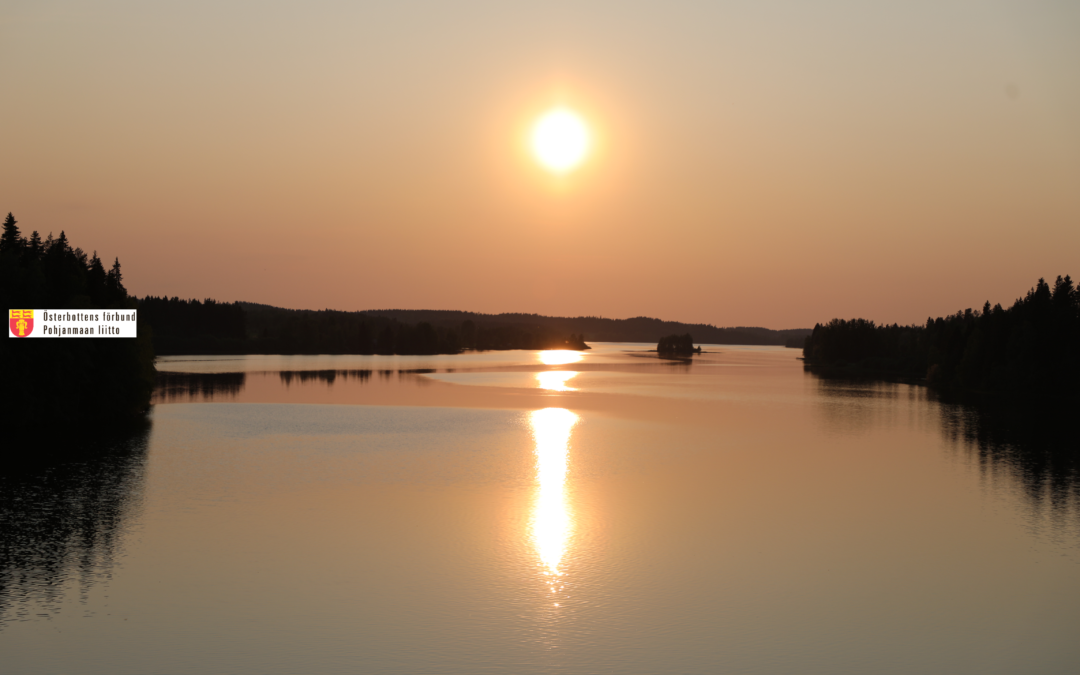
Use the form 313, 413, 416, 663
657, 333, 701, 355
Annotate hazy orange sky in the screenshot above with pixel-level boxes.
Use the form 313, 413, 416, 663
2, 0, 1078, 328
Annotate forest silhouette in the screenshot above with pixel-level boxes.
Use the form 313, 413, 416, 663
139, 298, 593, 355
8, 212, 1076, 427
0, 214, 155, 430
139, 300, 806, 355
803, 275, 1080, 396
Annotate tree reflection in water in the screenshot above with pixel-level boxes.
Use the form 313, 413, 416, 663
278, 369, 375, 386
812, 374, 1079, 522
938, 399, 1079, 522
153, 371, 246, 403
0, 424, 151, 625
152, 369, 389, 403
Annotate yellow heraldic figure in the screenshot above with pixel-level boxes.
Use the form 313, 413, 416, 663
9, 309, 34, 337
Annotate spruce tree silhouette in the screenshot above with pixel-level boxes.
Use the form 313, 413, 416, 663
26, 230, 43, 260
0, 213, 22, 254
107, 257, 125, 303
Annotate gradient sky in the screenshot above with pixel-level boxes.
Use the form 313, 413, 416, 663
2, 0, 1078, 329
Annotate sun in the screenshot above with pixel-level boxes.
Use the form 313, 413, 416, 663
532, 109, 590, 173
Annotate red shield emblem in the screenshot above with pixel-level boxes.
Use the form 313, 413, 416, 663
9, 309, 34, 337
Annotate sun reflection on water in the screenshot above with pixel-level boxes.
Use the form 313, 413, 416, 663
536, 371, 579, 391
538, 350, 584, 366
529, 408, 578, 597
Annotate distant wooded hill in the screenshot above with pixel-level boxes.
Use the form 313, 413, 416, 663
352, 309, 809, 346
139, 299, 810, 355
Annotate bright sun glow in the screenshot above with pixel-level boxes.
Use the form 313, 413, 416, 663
539, 350, 584, 366
532, 109, 590, 172
537, 371, 579, 392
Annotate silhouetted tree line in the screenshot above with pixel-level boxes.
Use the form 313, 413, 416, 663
361, 309, 810, 346
0, 214, 156, 429
803, 275, 1080, 395
141, 301, 590, 355
139, 297, 245, 353
458, 321, 588, 352
141, 300, 812, 355
244, 307, 468, 354
657, 333, 700, 355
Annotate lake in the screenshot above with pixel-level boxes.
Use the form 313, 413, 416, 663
2, 344, 1077, 674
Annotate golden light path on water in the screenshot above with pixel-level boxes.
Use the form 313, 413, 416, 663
538, 350, 584, 366
536, 371, 579, 392
529, 408, 579, 605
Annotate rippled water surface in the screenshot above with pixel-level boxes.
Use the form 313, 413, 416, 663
2, 344, 1077, 674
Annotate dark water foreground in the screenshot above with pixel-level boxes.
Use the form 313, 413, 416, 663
0, 424, 150, 624
1, 346, 1077, 674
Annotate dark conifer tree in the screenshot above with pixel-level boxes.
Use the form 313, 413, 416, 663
1052, 275, 1074, 307
26, 230, 43, 261
0, 213, 22, 254
87, 252, 108, 305
106, 257, 125, 303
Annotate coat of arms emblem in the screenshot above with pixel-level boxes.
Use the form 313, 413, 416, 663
9, 309, 34, 337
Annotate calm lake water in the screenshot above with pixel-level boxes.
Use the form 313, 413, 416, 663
2, 344, 1078, 674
